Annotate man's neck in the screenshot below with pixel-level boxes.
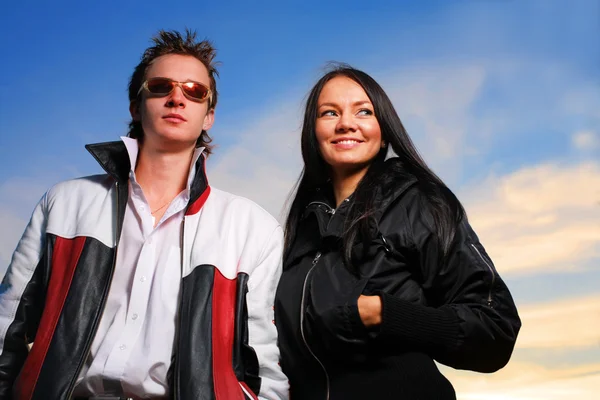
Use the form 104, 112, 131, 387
135, 143, 196, 204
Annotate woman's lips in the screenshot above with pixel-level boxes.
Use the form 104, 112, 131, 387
332, 139, 363, 149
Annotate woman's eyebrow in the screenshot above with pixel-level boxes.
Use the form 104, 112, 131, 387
318, 100, 372, 108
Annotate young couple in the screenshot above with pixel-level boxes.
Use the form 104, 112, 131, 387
0, 30, 520, 400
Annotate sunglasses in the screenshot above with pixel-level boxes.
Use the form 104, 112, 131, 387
138, 77, 212, 103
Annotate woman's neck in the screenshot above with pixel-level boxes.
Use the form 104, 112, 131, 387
331, 166, 369, 207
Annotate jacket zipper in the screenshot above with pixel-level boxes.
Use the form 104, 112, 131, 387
300, 252, 330, 400
306, 201, 337, 233
470, 244, 496, 307
306, 201, 336, 215
65, 181, 123, 399
173, 218, 186, 400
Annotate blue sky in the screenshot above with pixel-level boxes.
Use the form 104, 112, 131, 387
1, 1, 599, 398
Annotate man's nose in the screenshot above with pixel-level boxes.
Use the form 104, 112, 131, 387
166, 85, 186, 108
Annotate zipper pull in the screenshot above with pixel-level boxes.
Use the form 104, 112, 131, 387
312, 252, 322, 266
322, 205, 335, 215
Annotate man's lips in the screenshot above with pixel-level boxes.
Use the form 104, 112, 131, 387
163, 113, 187, 122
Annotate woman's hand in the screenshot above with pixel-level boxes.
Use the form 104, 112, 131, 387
357, 295, 382, 327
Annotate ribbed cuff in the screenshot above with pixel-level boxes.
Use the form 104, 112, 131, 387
378, 292, 460, 353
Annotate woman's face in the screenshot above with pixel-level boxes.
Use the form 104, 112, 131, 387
315, 76, 383, 178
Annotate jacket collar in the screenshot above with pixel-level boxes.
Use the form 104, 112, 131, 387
85, 140, 210, 214
86, 140, 131, 183
302, 158, 418, 239
284, 158, 418, 266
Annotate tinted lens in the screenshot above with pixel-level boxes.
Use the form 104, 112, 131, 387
181, 82, 210, 100
146, 78, 176, 95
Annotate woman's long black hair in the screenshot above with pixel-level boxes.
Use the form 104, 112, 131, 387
284, 64, 465, 272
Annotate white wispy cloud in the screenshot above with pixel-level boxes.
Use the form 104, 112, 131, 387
443, 361, 600, 400
380, 64, 487, 182
0, 209, 27, 268
0, 177, 52, 269
573, 130, 599, 151
462, 161, 600, 276
440, 290, 600, 397
516, 294, 600, 349
208, 100, 304, 221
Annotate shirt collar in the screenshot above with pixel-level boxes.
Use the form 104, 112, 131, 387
120, 136, 205, 192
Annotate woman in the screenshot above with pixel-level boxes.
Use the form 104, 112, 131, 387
274, 65, 521, 399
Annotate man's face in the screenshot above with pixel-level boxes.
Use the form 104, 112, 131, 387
131, 54, 214, 150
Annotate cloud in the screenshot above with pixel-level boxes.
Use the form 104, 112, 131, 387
563, 85, 600, 120
462, 161, 600, 276
0, 177, 50, 272
0, 209, 27, 270
208, 100, 304, 222
380, 65, 487, 181
0, 178, 49, 214
572, 130, 599, 151
445, 361, 600, 400
516, 294, 600, 349
437, 290, 600, 398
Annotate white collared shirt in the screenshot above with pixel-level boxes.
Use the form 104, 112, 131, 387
73, 137, 204, 397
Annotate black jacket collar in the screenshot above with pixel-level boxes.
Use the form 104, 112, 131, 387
302, 158, 418, 238
86, 141, 131, 183
285, 159, 418, 266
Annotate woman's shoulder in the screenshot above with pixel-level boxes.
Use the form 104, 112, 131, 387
379, 160, 460, 219
380, 182, 426, 222
379, 178, 452, 238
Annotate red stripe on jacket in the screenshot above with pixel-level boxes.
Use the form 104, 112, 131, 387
15, 236, 86, 400
212, 268, 247, 400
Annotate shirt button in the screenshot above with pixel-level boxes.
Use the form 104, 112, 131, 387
140, 276, 147, 282
132, 313, 138, 320
119, 344, 127, 350
140, 206, 145, 211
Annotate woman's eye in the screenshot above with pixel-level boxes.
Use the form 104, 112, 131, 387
357, 109, 373, 116
320, 110, 337, 117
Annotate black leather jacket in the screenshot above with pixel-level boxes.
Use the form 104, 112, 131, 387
275, 159, 521, 400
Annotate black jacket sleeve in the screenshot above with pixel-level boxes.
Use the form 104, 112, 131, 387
377, 188, 521, 372
0, 195, 48, 398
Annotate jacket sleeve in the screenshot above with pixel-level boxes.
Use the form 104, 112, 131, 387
246, 225, 289, 400
376, 189, 522, 372
0, 193, 49, 398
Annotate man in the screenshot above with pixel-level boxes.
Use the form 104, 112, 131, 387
0, 30, 288, 399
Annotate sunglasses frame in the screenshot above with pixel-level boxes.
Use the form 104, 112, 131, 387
137, 77, 212, 104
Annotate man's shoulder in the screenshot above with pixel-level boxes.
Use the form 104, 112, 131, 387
42, 174, 115, 244
46, 174, 114, 201
208, 187, 280, 230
